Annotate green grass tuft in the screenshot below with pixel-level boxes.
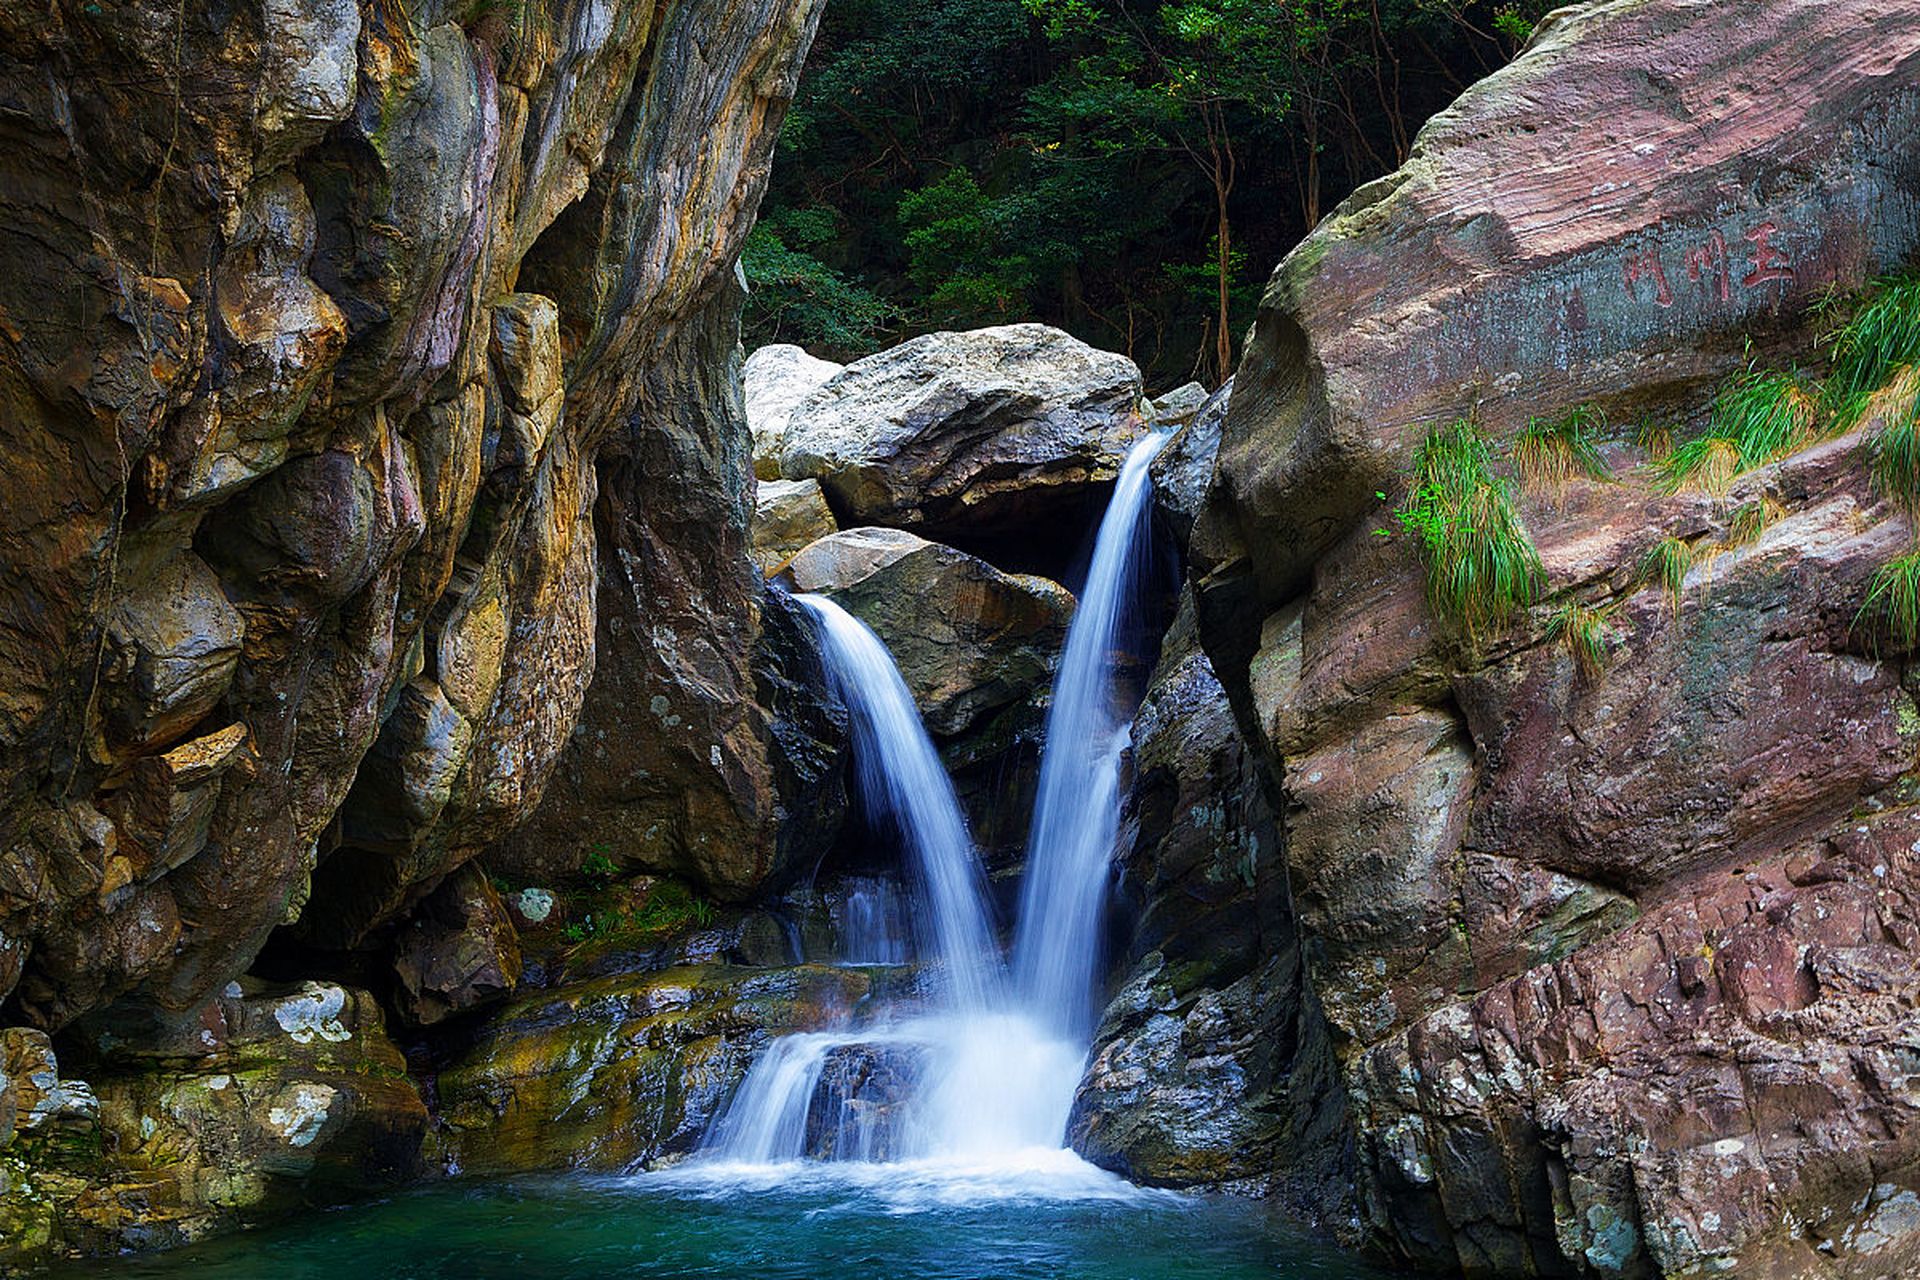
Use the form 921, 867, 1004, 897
1514, 403, 1611, 493
1634, 417, 1676, 465
1824, 275, 1920, 426
1639, 536, 1696, 609
1544, 602, 1613, 680
1661, 367, 1822, 494
1394, 418, 1545, 639
1856, 547, 1920, 651
1724, 497, 1782, 548
1869, 383, 1920, 513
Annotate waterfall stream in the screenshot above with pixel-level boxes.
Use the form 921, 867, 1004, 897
700, 432, 1170, 1183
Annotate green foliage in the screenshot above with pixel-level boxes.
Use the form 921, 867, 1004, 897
1394, 418, 1544, 638
1661, 367, 1821, 493
742, 216, 896, 355
560, 879, 717, 950
1823, 275, 1920, 426
1513, 403, 1610, 492
1856, 548, 1920, 652
1639, 536, 1696, 609
1544, 602, 1612, 680
1491, 5, 1536, 45
754, 0, 1548, 382
1725, 497, 1781, 548
579, 844, 617, 882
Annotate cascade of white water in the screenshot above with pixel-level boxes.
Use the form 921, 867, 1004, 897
703, 432, 1167, 1173
835, 876, 909, 966
1011, 431, 1170, 1038
798, 595, 1003, 1011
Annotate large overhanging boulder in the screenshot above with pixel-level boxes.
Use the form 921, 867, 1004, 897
778, 324, 1146, 539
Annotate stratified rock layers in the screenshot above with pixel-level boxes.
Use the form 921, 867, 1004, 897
0, 0, 826, 1257
1188, 1, 1920, 1276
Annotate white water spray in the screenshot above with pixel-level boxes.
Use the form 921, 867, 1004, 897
702, 431, 1169, 1182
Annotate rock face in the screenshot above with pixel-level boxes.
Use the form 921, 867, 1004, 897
752, 478, 839, 575
746, 343, 844, 479
1185, 2, 1920, 1275
1194, 0, 1920, 622
778, 324, 1146, 538
786, 528, 1074, 739
0, 0, 827, 1042
785, 526, 1073, 865
434, 962, 870, 1173
1, 984, 424, 1266
1072, 595, 1349, 1210
0, 0, 831, 1263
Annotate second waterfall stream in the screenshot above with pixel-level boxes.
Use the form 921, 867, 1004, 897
695, 430, 1171, 1185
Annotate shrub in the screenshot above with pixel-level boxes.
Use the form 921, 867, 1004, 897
1514, 403, 1611, 493
1544, 602, 1612, 680
1394, 418, 1544, 638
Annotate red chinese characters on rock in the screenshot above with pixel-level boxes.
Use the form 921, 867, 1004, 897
1623, 221, 1796, 308
1742, 221, 1794, 287
1623, 247, 1673, 307
1684, 230, 1732, 303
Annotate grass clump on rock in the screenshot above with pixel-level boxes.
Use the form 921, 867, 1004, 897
1393, 417, 1544, 640
1825, 275, 1920, 424
1662, 366, 1823, 495
1544, 602, 1613, 680
1857, 549, 1920, 652
1514, 404, 1611, 493
1725, 497, 1784, 548
1639, 536, 1697, 609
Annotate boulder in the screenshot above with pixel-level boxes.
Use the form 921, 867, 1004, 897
752, 477, 838, 575
1148, 381, 1209, 426
434, 963, 870, 1173
389, 863, 524, 1027
746, 343, 844, 479
1150, 377, 1231, 550
778, 324, 1146, 537
1, 984, 425, 1267
786, 528, 1074, 739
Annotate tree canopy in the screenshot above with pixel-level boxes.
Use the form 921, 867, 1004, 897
745, 0, 1554, 387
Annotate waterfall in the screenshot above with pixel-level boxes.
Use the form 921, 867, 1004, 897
796, 595, 1002, 1011
1012, 431, 1170, 1037
700, 432, 1167, 1177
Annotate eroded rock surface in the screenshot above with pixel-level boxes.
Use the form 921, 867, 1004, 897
0, 0, 828, 1264
1183, 2, 1920, 1274
778, 324, 1145, 538
747, 343, 844, 479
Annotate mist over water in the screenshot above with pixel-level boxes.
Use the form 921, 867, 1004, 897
701, 432, 1172, 1191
